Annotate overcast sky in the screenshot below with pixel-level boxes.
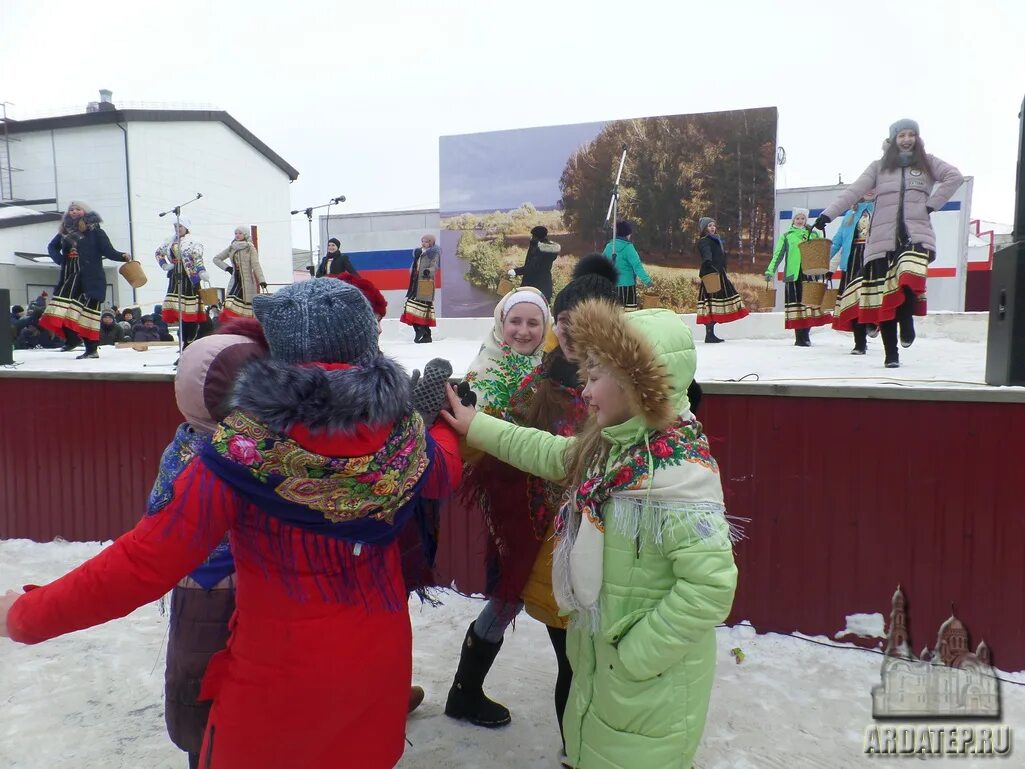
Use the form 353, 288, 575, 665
2, 0, 1024, 247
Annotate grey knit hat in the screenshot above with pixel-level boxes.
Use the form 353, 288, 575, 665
889, 119, 919, 141
252, 278, 379, 366
698, 217, 715, 233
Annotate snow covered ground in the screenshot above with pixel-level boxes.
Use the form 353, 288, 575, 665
2, 539, 1023, 769
6, 311, 1015, 398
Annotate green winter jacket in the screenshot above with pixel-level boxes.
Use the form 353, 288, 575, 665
467, 309, 738, 769
766, 225, 822, 283
602, 238, 652, 288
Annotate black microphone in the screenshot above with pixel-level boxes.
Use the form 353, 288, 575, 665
332, 196, 346, 204
290, 209, 301, 215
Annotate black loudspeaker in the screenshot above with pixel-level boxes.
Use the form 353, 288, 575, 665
0, 288, 12, 366
985, 242, 1025, 385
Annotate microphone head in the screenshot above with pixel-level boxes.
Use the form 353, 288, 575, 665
290, 209, 300, 215
335, 196, 346, 203
197, 193, 203, 198
159, 212, 166, 217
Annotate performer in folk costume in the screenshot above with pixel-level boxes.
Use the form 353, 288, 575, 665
157, 216, 210, 346
441, 301, 739, 769
508, 225, 561, 301
817, 119, 963, 368
400, 234, 441, 343
40, 200, 133, 359
315, 238, 359, 277
1, 279, 462, 769
765, 208, 830, 346
444, 287, 551, 729
695, 217, 749, 343
602, 221, 652, 311
828, 192, 877, 355
213, 227, 267, 321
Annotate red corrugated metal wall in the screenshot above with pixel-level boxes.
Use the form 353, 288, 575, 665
2, 378, 1022, 669
0, 378, 181, 541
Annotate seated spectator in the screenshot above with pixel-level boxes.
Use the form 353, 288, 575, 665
11, 305, 25, 323
133, 315, 163, 343
119, 308, 137, 335
98, 311, 126, 346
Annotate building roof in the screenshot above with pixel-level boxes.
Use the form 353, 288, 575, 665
3, 109, 299, 181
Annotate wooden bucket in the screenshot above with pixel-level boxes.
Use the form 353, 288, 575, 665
497, 276, 516, 296
802, 280, 827, 307
700, 272, 722, 294
820, 287, 839, 312
639, 291, 662, 310
118, 260, 147, 288
755, 284, 777, 311
799, 238, 832, 276
198, 287, 220, 307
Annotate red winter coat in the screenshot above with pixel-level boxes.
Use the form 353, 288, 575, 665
8, 414, 461, 769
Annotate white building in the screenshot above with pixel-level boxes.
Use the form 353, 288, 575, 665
0, 93, 298, 309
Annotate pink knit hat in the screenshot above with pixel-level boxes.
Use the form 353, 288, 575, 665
174, 333, 266, 433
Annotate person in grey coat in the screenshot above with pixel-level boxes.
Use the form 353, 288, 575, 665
816, 119, 962, 368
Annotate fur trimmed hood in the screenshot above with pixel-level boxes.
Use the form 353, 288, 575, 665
230, 355, 412, 434
568, 300, 695, 429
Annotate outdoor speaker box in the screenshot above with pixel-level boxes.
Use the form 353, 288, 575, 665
985, 242, 1025, 386
0, 288, 12, 366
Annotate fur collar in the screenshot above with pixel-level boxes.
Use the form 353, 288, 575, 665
538, 240, 561, 254
568, 299, 675, 429
231, 356, 411, 434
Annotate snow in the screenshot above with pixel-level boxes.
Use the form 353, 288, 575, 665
6, 312, 1015, 399
2, 539, 1023, 769
836, 613, 886, 640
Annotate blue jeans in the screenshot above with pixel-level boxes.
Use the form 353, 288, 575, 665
474, 598, 524, 643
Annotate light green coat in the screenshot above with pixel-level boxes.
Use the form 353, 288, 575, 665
766, 225, 822, 283
467, 309, 738, 769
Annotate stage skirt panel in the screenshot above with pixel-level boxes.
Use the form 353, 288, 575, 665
857, 246, 931, 326
784, 276, 832, 330
162, 268, 206, 324
38, 253, 102, 342
832, 241, 867, 333
616, 284, 639, 312
400, 298, 436, 327
697, 264, 749, 325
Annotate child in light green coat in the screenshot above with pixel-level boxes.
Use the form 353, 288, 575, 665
443, 299, 739, 769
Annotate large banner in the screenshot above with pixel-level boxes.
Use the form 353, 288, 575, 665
439, 107, 778, 317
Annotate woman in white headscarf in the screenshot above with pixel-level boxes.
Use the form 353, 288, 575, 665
156, 216, 209, 346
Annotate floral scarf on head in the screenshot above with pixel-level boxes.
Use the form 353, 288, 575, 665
463, 286, 550, 419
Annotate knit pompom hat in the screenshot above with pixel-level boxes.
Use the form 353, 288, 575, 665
552, 254, 619, 318
615, 220, 633, 238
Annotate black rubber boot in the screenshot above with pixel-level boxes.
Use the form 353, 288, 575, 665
897, 288, 916, 348
60, 329, 82, 352
795, 328, 811, 347
413, 325, 424, 343
704, 322, 724, 344
851, 322, 867, 355
76, 340, 99, 359
422, 326, 432, 343
444, 622, 512, 728
881, 320, 900, 368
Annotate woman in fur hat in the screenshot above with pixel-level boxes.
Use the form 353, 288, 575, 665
765, 208, 830, 346
602, 221, 652, 311
815, 120, 963, 367
157, 216, 210, 346
1, 279, 462, 769
508, 225, 562, 301
40, 200, 133, 359
442, 302, 739, 769
401, 234, 441, 343
696, 217, 749, 343
213, 226, 266, 321
443, 286, 550, 729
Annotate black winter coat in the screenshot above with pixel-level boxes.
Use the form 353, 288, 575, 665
697, 234, 727, 272
316, 251, 358, 277
514, 239, 560, 301
47, 217, 128, 301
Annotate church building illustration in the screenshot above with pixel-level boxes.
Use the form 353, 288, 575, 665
871, 586, 1000, 718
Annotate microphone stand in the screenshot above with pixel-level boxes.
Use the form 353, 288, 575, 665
604, 144, 628, 266
147, 193, 202, 368
291, 197, 346, 276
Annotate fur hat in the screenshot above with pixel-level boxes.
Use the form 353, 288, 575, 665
792, 207, 810, 221
530, 225, 549, 240
175, 332, 267, 433
552, 254, 619, 318
615, 220, 633, 238
68, 200, 93, 214
330, 271, 388, 319
328, 237, 341, 248
889, 118, 920, 141
699, 217, 715, 234
252, 278, 379, 366
568, 299, 676, 429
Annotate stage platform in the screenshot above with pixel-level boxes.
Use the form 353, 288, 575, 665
3, 311, 1023, 670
